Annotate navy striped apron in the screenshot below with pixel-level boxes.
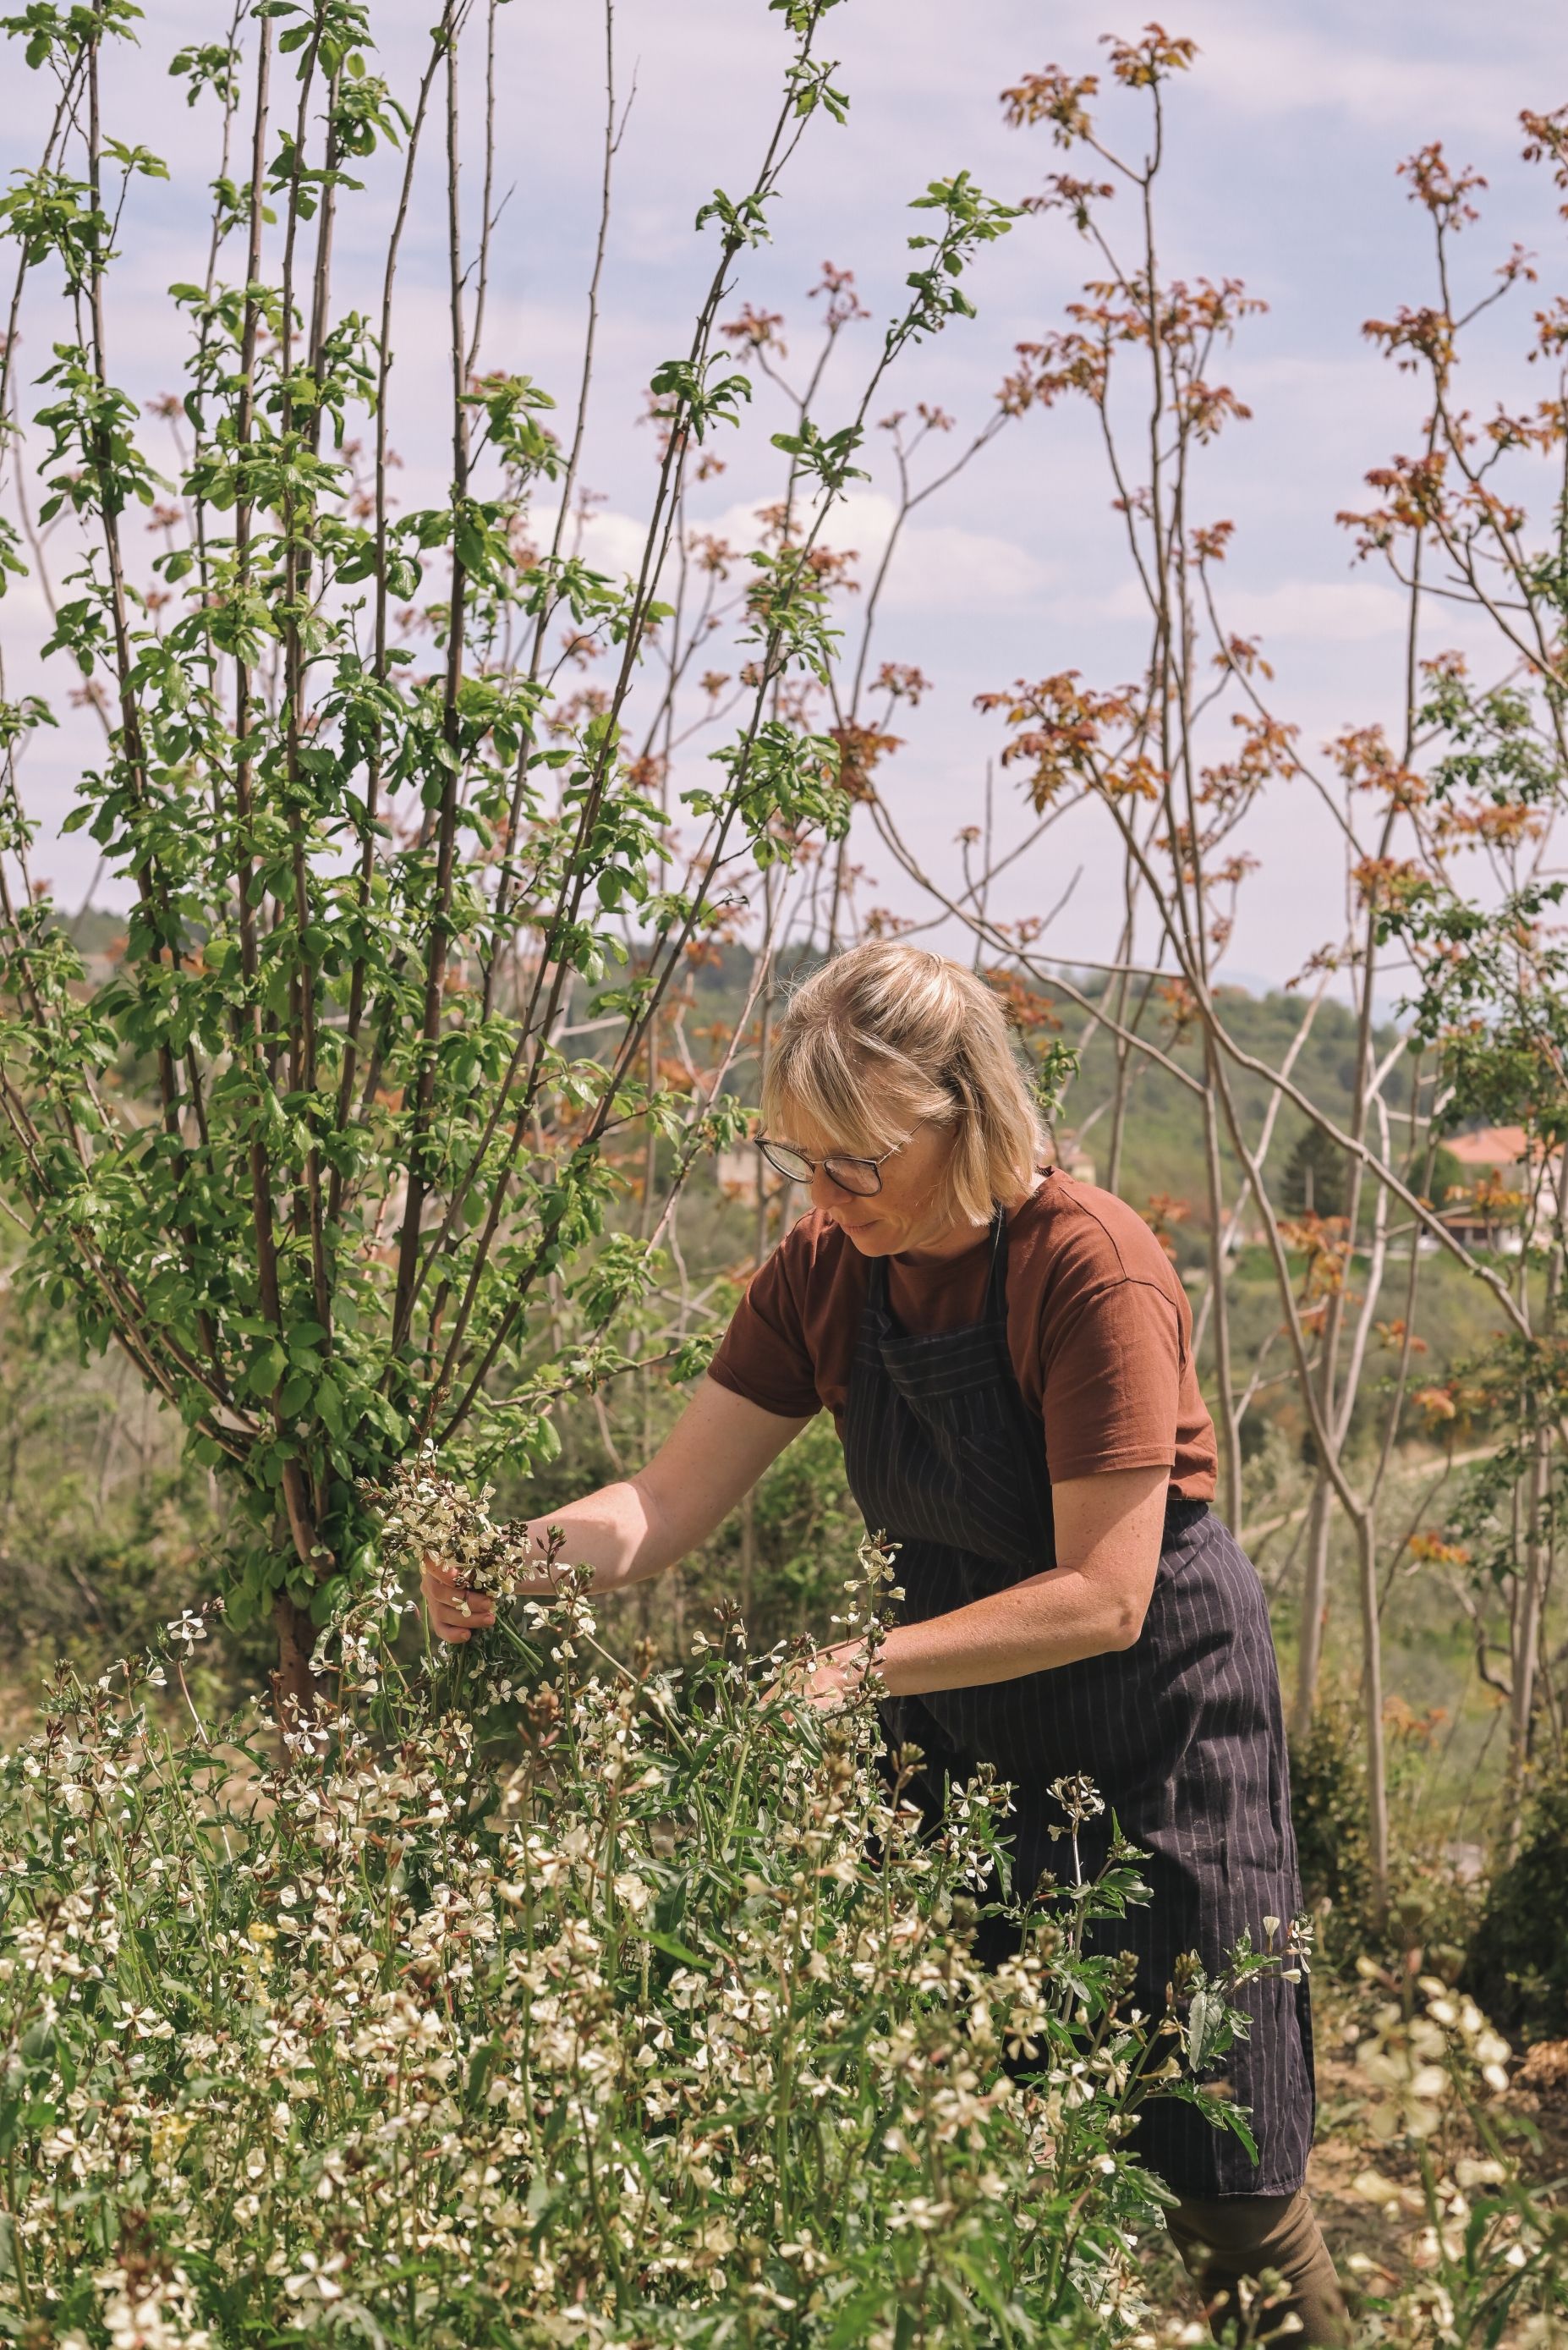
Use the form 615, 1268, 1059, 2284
843, 1206, 1315, 2196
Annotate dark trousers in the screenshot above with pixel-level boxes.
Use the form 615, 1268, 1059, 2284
1167, 2189, 1350, 2345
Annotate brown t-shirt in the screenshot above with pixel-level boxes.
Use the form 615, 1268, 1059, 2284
708, 1171, 1217, 1499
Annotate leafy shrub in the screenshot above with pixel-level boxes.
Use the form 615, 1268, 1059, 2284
1292, 1691, 1478, 1974
1, 1508, 1293, 2347
1464, 1750, 1568, 2044
747, 1418, 865, 1632
693, 1414, 865, 1646
1281, 1125, 1350, 1222
0, 0, 1017, 1719
1291, 1692, 1375, 1963
0, 1290, 231, 1683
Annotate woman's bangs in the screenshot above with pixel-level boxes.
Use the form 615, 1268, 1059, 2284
764, 1040, 907, 1160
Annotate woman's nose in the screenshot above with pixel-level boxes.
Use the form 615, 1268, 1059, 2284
809, 1163, 839, 1214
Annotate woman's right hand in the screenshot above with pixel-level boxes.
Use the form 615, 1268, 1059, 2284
422, 1555, 496, 1644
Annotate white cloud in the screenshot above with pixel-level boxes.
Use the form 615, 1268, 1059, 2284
1175, 10, 1544, 135
529, 486, 1051, 612
530, 503, 656, 585
1039, 574, 1418, 644
880, 517, 1050, 610
686, 487, 1050, 611
1225, 579, 1413, 641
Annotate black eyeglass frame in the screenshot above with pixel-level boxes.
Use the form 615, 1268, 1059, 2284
753, 1126, 918, 1197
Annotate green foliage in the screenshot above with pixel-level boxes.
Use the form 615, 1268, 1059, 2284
1281, 1123, 1349, 1222
1033, 1040, 1080, 1125
1465, 1749, 1568, 2041
1047, 983, 1393, 1232
1293, 1689, 1481, 1975
1291, 1692, 1375, 1960
710, 1413, 864, 1638
901, 173, 1017, 336
1380, 663, 1568, 1141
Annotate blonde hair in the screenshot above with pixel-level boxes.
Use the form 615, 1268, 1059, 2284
762, 942, 1045, 1226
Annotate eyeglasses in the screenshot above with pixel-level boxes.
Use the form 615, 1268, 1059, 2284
754, 1128, 917, 1197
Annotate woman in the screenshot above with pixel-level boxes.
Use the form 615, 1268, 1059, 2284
425, 942, 1348, 2346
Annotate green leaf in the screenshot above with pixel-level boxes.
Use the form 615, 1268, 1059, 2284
315, 1375, 344, 1436
245, 1340, 287, 1397
643, 1927, 707, 1970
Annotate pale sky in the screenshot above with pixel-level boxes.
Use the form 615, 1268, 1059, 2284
4, 0, 1566, 987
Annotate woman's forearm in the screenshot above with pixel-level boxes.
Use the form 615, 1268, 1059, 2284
518, 1479, 673, 1594
874, 1468, 1170, 1697
423, 1477, 674, 1644
877, 1562, 1140, 1695
425, 1385, 809, 1644
513, 1383, 809, 1595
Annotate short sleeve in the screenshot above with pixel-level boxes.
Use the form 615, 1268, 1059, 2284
1042, 1275, 1182, 1484
707, 1241, 822, 1419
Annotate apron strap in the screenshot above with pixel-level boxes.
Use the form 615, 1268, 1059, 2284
984, 1200, 1009, 1317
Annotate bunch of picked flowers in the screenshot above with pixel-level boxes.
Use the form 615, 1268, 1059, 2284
359, 1451, 559, 1603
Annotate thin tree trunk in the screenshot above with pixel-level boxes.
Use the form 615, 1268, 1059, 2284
271, 1590, 319, 1727
1105, 861, 1138, 1195
1201, 1040, 1243, 1529
1291, 1474, 1333, 1749
737, 953, 776, 1628
1355, 1507, 1390, 1908
1506, 1422, 1551, 1857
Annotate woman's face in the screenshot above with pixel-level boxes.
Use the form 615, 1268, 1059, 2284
781, 1106, 979, 1259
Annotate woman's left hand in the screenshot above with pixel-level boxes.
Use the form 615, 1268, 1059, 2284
764, 1637, 873, 1717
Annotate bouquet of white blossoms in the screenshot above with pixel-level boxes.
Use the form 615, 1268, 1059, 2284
360, 1452, 563, 1603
